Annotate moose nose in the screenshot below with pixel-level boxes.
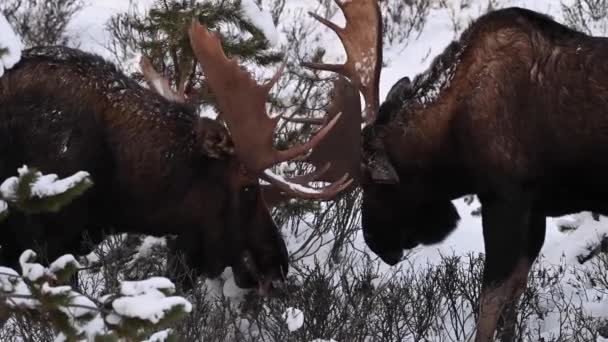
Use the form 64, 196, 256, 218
379, 249, 404, 265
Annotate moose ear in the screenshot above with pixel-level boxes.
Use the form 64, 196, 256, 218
194, 118, 234, 159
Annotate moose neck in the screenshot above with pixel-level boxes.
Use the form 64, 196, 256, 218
381, 41, 472, 200
411, 40, 464, 109
16, 47, 206, 214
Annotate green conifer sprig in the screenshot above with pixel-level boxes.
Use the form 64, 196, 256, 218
108, 0, 283, 107
0, 167, 93, 218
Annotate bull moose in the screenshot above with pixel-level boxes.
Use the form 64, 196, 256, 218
0, 24, 352, 294
296, 1, 608, 341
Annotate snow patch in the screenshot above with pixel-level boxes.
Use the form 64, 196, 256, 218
283, 307, 304, 332
112, 277, 192, 324
49, 254, 81, 274
135, 236, 166, 259
26, 168, 91, 198
240, 0, 279, 46
198, 105, 219, 120
19, 250, 46, 282
119, 277, 175, 296
0, 13, 23, 77
143, 329, 173, 342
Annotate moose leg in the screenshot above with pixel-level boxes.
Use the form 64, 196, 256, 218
475, 196, 545, 342
496, 213, 545, 341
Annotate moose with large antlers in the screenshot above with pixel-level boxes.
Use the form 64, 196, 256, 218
0, 24, 352, 293
291, 1, 608, 341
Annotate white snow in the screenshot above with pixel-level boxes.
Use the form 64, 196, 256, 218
240, 0, 279, 46
0, 13, 23, 78
0, 266, 21, 292
119, 277, 175, 296
221, 268, 250, 299
112, 293, 191, 324
40, 283, 72, 297
1, 166, 91, 200
49, 254, 81, 274
0, 175, 19, 202
112, 277, 192, 324
198, 105, 220, 120
143, 329, 173, 342
19, 250, 46, 282
65, 0, 156, 59
28, 170, 91, 198
134, 236, 166, 259
283, 307, 304, 332
0, 200, 7, 215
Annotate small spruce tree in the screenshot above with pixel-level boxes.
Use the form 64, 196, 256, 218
107, 0, 283, 107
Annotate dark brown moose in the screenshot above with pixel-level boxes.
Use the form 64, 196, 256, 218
296, 1, 608, 341
0, 23, 352, 294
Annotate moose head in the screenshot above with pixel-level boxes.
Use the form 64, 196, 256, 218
138, 22, 357, 293
292, 0, 461, 265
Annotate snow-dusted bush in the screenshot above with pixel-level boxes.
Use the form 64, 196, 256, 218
0, 250, 191, 341
0, 166, 93, 218
563, 0, 608, 35
0, 167, 191, 341
0, 0, 83, 48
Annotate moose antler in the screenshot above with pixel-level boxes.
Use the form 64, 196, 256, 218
303, 0, 382, 125
263, 77, 361, 206
188, 21, 352, 200
285, 76, 362, 184
140, 56, 187, 103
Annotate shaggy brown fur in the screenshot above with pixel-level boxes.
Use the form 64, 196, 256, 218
0, 46, 288, 289
362, 7, 608, 341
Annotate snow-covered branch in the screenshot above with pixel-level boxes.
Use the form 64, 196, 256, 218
0, 250, 191, 341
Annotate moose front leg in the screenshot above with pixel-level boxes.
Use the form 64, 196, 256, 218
475, 196, 545, 342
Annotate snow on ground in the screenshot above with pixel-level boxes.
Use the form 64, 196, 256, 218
112, 277, 192, 324
0, 12, 23, 77
283, 307, 305, 332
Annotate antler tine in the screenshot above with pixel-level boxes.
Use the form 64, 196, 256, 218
260, 163, 331, 207
281, 115, 327, 125
263, 59, 287, 92
140, 56, 186, 103
308, 12, 344, 37
303, 0, 382, 124
262, 76, 361, 206
189, 20, 352, 199
263, 170, 353, 201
